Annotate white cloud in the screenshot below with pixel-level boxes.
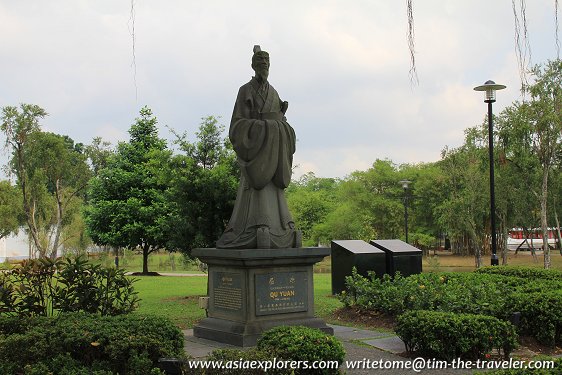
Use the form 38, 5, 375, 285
0, 0, 558, 179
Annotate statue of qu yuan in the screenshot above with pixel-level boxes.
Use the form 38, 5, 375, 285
217, 46, 302, 249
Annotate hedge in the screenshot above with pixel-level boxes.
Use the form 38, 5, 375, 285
201, 326, 345, 375
257, 326, 345, 375
0, 312, 184, 374
341, 267, 562, 346
396, 310, 518, 361
475, 266, 562, 281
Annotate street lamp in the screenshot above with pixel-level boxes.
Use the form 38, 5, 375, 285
474, 80, 506, 266
399, 180, 411, 244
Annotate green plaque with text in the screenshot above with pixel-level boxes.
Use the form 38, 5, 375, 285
255, 271, 307, 316
213, 271, 243, 312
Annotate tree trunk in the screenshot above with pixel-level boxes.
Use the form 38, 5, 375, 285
554, 207, 562, 255
541, 167, 550, 269
50, 179, 64, 260
469, 225, 482, 268
498, 214, 509, 265
28, 199, 46, 257
142, 244, 150, 274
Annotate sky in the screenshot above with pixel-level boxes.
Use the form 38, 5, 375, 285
0, 1, 560, 179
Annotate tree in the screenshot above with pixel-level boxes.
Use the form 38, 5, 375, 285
496, 60, 562, 268
0, 181, 23, 240
85, 107, 173, 274
435, 135, 490, 267
1, 104, 91, 258
309, 160, 403, 244
286, 172, 339, 246
166, 116, 238, 255
85, 136, 114, 176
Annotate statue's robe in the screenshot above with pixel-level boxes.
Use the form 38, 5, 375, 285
216, 77, 299, 249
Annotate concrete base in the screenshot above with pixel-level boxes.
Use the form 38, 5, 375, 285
192, 247, 333, 347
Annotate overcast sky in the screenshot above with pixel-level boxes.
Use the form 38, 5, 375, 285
0, 1, 559, 178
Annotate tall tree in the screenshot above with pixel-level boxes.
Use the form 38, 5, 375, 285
435, 136, 489, 266
1, 104, 91, 258
85, 107, 173, 274
166, 116, 238, 255
497, 60, 562, 268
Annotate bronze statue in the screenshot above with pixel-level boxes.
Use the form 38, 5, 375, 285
217, 46, 301, 249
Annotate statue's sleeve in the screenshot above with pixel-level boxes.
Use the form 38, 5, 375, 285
229, 85, 295, 190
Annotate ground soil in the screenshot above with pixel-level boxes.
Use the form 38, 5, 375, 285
332, 306, 396, 331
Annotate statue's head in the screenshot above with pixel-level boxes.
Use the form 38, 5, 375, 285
251, 45, 269, 82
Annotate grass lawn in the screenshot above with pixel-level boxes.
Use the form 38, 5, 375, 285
133, 273, 344, 329
133, 275, 208, 329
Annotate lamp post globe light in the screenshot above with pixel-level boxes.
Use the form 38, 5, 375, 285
473, 80, 506, 266
399, 180, 412, 244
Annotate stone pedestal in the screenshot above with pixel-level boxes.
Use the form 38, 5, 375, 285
192, 247, 333, 347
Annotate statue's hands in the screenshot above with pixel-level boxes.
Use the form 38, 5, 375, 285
281, 101, 289, 114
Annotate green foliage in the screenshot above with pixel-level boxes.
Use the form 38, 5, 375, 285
1, 104, 91, 258
341, 267, 562, 346
396, 310, 518, 361
0, 256, 138, 317
0, 312, 183, 374
257, 326, 345, 375
340, 268, 523, 316
504, 291, 562, 347
0, 180, 23, 240
286, 173, 339, 246
476, 265, 562, 281
85, 106, 173, 273
166, 116, 238, 255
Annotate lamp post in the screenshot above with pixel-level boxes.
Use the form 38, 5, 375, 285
399, 180, 411, 244
474, 80, 506, 266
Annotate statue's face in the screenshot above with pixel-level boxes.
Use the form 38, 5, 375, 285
252, 52, 270, 81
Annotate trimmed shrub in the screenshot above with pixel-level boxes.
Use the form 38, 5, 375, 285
341, 267, 562, 347
396, 310, 518, 361
0, 312, 183, 374
476, 266, 562, 282
340, 269, 525, 316
504, 290, 562, 347
257, 326, 345, 375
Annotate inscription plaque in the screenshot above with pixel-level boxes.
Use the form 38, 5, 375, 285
213, 271, 243, 312
255, 271, 307, 316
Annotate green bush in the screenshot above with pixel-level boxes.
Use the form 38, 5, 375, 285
396, 310, 518, 361
476, 266, 562, 281
0, 312, 182, 374
0, 255, 139, 317
340, 269, 525, 316
257, 326, 345, 375
341, 267, 562, 347
504, 291, 562, 347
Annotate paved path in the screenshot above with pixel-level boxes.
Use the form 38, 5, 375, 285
183, 324, 474, 374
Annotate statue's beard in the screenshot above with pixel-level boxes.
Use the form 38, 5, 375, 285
256, 69, 269, 82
